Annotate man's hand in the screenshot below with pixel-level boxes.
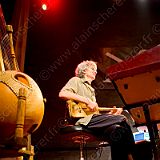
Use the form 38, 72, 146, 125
108, 106, 123, 115
87, 99, 98, 112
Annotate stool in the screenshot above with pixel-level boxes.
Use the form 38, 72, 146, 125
60, 125, 104, 160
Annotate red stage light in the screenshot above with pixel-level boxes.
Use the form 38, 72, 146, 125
40, 0, 64, 12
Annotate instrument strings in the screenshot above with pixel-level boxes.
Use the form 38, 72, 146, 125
1, 34, 13, 70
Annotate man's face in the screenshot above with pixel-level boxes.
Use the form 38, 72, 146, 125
85, 66, 97, 80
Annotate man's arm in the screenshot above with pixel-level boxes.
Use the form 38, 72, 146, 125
59, 90, 89, 104
59, 90, 98, 111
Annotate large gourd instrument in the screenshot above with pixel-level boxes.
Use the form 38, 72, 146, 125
0, 5, 44, 149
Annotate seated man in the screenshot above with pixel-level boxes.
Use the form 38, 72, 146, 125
59, 60, 136, 160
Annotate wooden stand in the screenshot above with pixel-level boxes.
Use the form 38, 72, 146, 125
15, 88, 35, 160
0, 88, 35, 160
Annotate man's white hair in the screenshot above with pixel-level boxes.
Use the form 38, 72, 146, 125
75, 60, 97, 78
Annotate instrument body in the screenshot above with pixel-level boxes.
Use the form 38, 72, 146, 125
0, 71, 44, 144
67, 100, 114, 118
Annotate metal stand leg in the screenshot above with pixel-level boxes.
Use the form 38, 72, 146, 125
143, 104, 160, 160
71, 132, 95, 160
80, 141, 85, 160
72, 135, 88, 160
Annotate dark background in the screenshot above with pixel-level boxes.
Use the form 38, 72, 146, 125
1, 0, 160, 154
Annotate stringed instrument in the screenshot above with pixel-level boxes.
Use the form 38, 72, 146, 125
0, 5, 44, 145
67, 100, 117, 118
